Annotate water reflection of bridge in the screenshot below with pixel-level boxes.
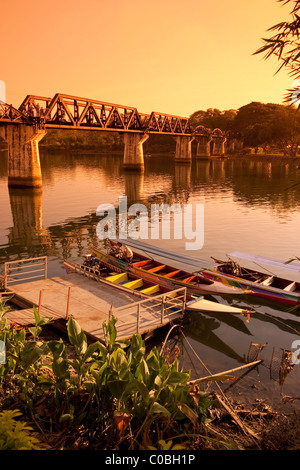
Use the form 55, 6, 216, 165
2, 155, 300, 262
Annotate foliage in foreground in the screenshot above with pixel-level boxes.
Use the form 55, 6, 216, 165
0, 298, 230, 450
0, 409, 41, 450
254, 0, 300, 104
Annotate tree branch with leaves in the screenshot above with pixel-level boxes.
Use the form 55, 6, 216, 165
254, 0, 300, 103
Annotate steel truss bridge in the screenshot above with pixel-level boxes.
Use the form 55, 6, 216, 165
0, 93, 197, 136
0, 93, 233, 189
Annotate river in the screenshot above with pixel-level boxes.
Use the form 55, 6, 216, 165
0, 148, 300, 410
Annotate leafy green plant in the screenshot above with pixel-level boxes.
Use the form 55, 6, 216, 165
0, 410, 41, 450
0, 302, 218, 450
28, 306, 52, 341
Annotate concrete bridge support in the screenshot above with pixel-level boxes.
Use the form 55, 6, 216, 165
196, 136, 212, 158
212, 136, 227, 157
174, 136, 194, 163
0, 124, 46, 188
123, 132, 149, 170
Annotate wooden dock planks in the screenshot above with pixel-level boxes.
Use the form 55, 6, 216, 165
5, 273, 184, 342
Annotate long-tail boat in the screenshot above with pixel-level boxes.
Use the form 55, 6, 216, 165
63, 256, 250, 316
200, 251, 300, 307
89, 241, 246, 296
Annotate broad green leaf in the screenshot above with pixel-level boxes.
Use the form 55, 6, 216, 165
158, 439, 173, 450
103, 315, 117, 348
170, 444, 186, 450
154, 375, 162, 388
33, 306, 41, 326
28, 326, 42, 339
177, 403, 198, 427
138, 358, 150, 385
38, 316, 53, 326
146, 348, 160, 372
107, 380, 128, 399
52, 356, 70, 380
67, 317, 87, 355
83, 341, 105, 362
111, 348, 128, 374
131, 379, 150, 403
59, 414, 73, 423
47, 340, 65, 357
130, 334, 145, 361
151, 402, 170, 415
20, 345, 45, 368
167, 371, 190, 386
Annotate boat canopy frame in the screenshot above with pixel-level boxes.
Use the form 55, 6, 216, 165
227, 251, 300, 273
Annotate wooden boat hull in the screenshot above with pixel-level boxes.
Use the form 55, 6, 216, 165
89, 245, 245, 296
63, 259, 249, 315
201, 267, 300, 307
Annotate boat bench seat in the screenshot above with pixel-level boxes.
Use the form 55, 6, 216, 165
140, 285, 160, 295
147, 265, 166, 273
106, 273, 128, 284
254, 276, 266, 283
165, 270, 181, 278
284, 281, 296, 292
261, 276, 274, 286
164, 291, 177, 299
133, 260, 152, 267
182, 276, 196, 283
121, 279, 144, 290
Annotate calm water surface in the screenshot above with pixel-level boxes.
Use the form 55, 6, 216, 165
1, 148, 300, 410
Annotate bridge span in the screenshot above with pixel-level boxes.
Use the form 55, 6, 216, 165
0, 93, 229, 188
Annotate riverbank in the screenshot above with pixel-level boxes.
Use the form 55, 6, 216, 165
1, 315, 299, 451
47, 333, 300, 451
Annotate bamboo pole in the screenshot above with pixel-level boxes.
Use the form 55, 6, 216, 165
188, 360, 262, 384
38, 289, 43, 315
66, 287, 72, 319
161, 297, 165, 324
137, 303, 140, 333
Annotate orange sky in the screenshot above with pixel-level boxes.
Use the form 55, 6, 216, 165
1, 0, 294, 117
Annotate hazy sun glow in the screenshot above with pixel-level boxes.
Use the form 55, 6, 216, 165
1, 0, 294, 116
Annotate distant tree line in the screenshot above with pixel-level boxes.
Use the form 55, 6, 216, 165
40, 129, 176, 154
190, 102, 300, 157
40, 130, 123, 152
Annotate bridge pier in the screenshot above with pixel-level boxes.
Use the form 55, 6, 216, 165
196, 136, 212, 158
211, 129, 227, 157
123, 133, 149, 170
212, 138, 227, 156
0, 124, 46, 188
174, 136, 194, 163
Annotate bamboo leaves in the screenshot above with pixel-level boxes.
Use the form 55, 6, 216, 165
254, 0, 300, 103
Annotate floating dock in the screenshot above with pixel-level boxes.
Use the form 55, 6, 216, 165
2, 257, 186, 343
